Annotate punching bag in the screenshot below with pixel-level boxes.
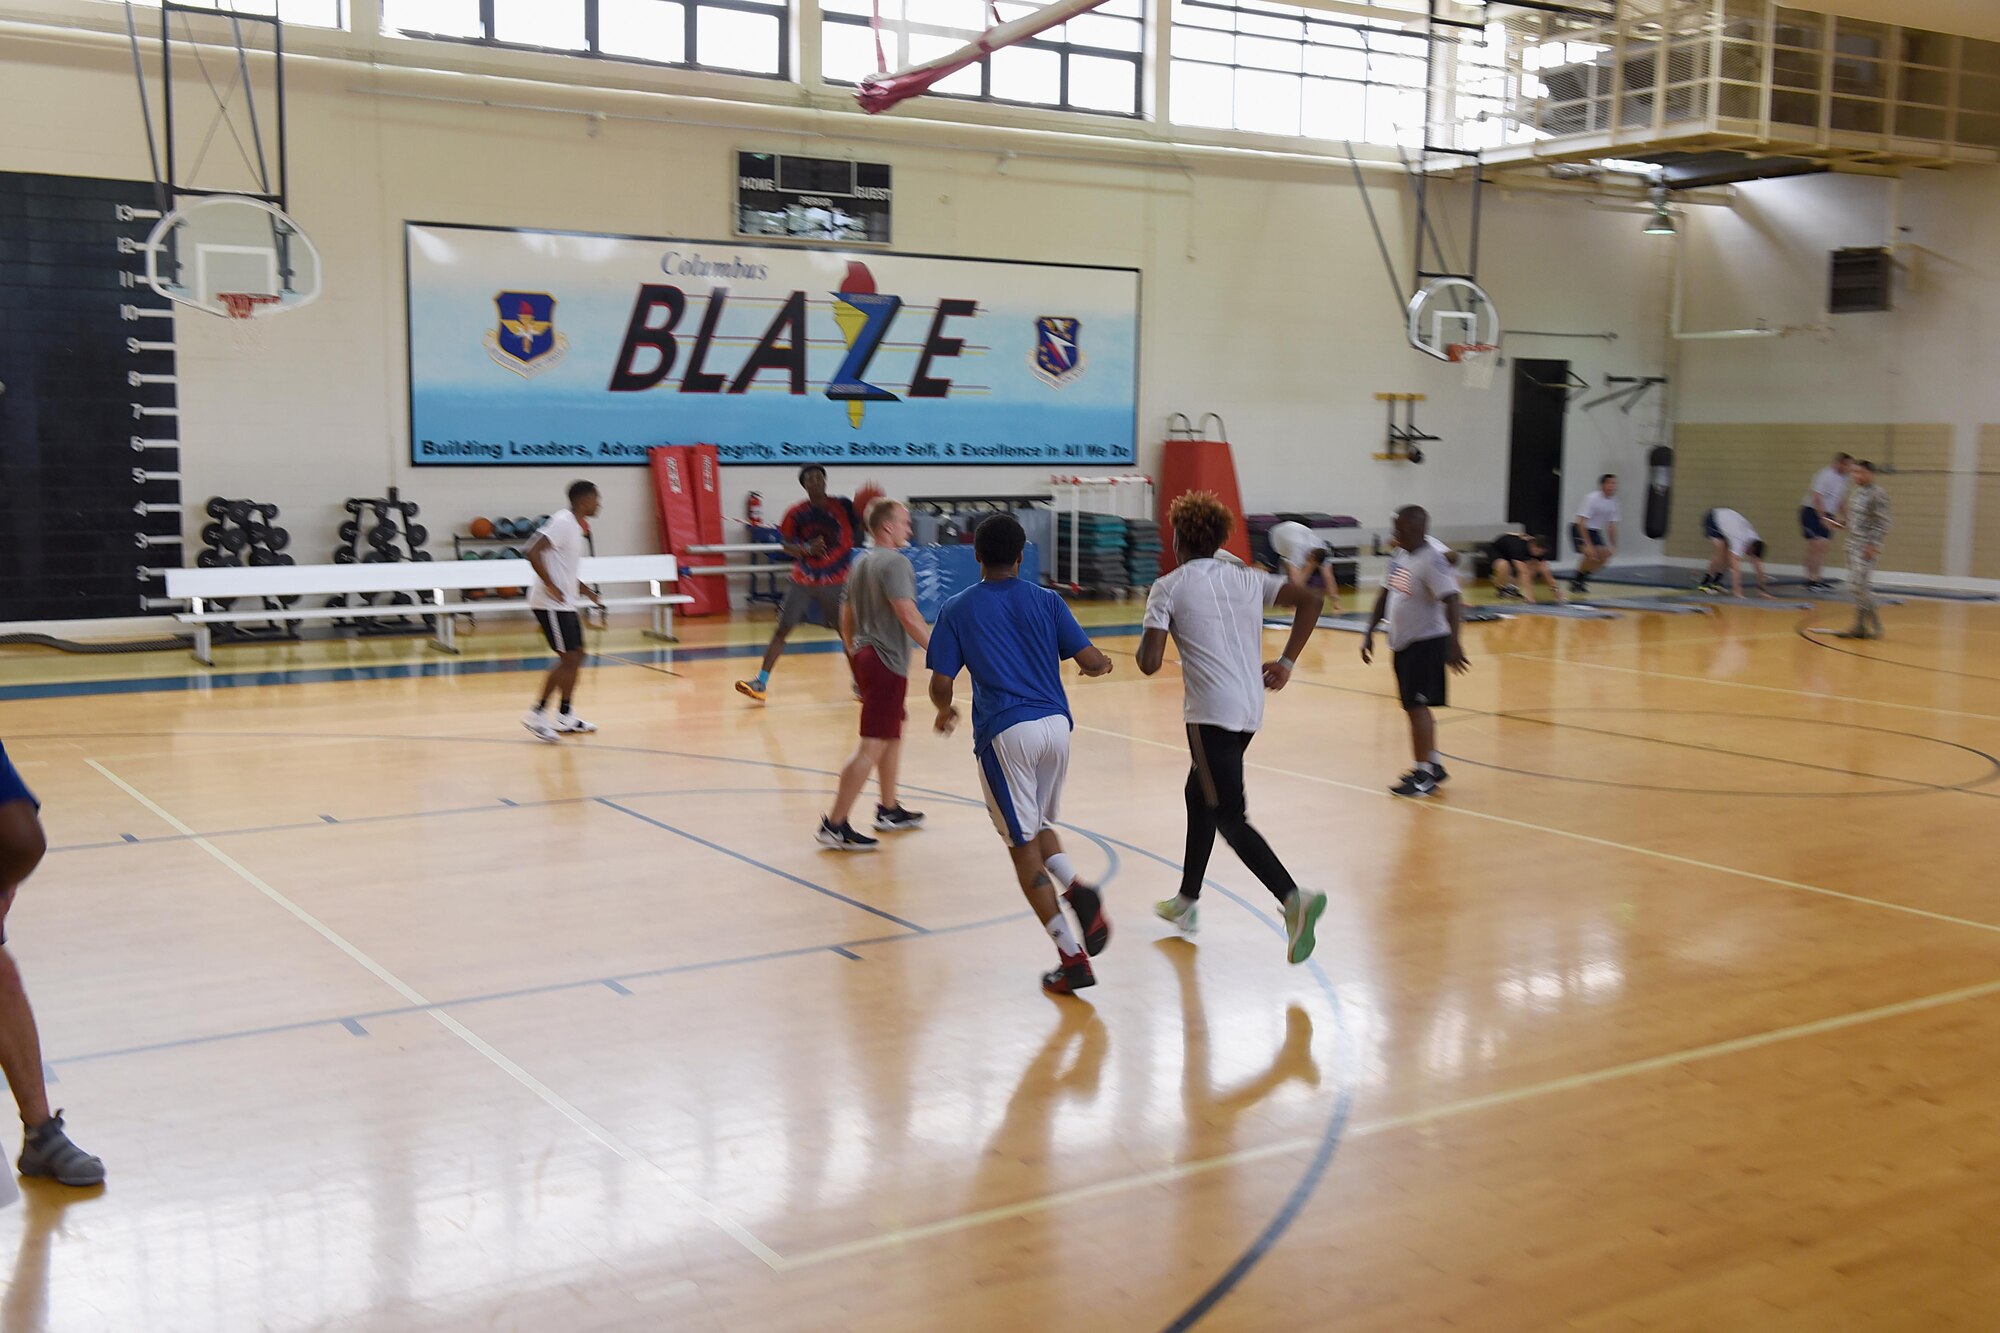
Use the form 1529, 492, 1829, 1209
1644, 445, 1673, 540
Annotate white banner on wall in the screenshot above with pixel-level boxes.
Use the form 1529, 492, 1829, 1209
405, 223, 1140, 467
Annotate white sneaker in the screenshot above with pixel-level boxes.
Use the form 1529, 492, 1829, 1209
552, 711, 597, 734
522, 708, 559, 743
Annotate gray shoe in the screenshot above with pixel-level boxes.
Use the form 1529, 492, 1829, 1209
18, 1111, 104, 1187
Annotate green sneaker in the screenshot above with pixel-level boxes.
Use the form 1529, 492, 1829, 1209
1284, 890, 1327, 965
1153, 895, 1199, 935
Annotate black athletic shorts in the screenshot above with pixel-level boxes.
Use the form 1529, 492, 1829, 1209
1492, 533, 1534, 565
1571, 523, 1606, 553
778, 581, 845, 632
1393, 635, 1451, 711
535, 609, 584, 654
1701, 510, 1723, 542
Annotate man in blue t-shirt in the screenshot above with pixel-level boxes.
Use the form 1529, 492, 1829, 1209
927, 514, 1115, 996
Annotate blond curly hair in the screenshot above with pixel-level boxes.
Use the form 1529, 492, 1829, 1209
1168, 490, 1234, 559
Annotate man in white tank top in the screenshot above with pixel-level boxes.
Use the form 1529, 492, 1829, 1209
1799, 452, 1852, 590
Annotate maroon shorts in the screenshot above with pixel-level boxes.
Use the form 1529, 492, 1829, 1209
853, 645, 908, 740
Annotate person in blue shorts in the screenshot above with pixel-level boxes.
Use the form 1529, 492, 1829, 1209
927, 514, 1116, 996
0, 743, 103, 1186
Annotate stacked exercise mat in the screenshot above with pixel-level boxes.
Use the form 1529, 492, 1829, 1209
1125, 517, 1162, 588
1054, 512, 1129, 592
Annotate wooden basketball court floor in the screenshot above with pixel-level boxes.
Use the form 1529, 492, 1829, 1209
5, 594, 2000, 1330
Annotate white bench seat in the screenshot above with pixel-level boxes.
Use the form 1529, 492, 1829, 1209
164, 555, 690, 665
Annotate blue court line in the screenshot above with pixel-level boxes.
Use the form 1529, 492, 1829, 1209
601, 979, 634, 996
49, 911, 1032, 1069
828, 946, 863, 961
1100, 837, 1353, 1333
0, 622, 1148, 703
42, 728, 1336, 1329
46, 786, 833, 856
597, 797, 931, 934
339, 1018, 368, 1037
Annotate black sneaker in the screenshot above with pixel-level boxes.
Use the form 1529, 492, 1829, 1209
17, 1112, 103, 1187
1063, 883, 1111, 956
1429, 763, 1449, 786
815, 817, 879, 852
873, 804, 926, 832
1391, 768, 1439, 799
1041, 951, 1097, 996
1569, 578, 1588, 595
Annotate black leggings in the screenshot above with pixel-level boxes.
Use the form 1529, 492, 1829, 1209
1182, 724, 1297, 902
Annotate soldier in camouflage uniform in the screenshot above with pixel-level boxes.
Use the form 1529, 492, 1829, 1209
1836, 459, 1891, 640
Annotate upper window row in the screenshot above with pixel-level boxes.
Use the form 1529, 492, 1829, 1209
120, 0, 1439, 137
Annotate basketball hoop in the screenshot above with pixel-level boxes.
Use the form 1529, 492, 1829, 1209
218, 292, 280, 321
219, 292, 280, 353
1449, 342, 1500, 390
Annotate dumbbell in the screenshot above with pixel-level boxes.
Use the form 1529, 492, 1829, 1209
397, 500, 420, 519
368, 523, 398, 551
405, 523, 429, 546
339, 520, 360, 544
333, 549, 358, 564
264, 526, 290, 552
205, 497, 230, 519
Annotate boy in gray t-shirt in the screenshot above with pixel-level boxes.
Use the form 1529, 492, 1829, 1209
1361, 505, 1469, 799
817, 499, 934, 850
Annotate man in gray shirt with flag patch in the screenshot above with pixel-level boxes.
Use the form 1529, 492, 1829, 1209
1362, 505, 1470, 799
817, 498, 932, 850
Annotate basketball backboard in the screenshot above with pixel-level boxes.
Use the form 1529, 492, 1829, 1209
145, 194, 321, 320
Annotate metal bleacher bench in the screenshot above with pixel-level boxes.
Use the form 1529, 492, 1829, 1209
163, 555, 693, 666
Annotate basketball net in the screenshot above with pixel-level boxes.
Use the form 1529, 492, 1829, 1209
219, 292, 279, 354
1450, 343, 1499, 391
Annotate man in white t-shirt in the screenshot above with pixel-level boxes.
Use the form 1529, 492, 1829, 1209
1799, 452, 1853, 590
1696, 507, 1772, 598
1139, 492, 1329, 965
522, 480, 605, 742
1362, 506, 1469, 799
1568, 474, 1620, 594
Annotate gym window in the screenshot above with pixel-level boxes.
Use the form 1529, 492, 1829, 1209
1168, 0, 1428, 145
383, 0, 790, 79
121, 0, 347, 28
820, 0, 1145, 118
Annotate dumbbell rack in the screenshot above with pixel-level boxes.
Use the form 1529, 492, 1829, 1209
196, 498, 298, 641
328, 488, 434, 633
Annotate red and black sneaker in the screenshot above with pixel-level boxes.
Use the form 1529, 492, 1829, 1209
1063, 884, 1111, 957
1041, 951, 1096, 996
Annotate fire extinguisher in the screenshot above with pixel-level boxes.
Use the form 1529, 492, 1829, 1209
747, 491, 765, 527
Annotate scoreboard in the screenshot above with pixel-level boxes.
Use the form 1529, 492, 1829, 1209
735, 152, 892, 246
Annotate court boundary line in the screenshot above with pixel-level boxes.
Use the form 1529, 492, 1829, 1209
1508, 653, 2000, 723
597, 797, 931, 933
1075, 724, 2000, 938
1292, 681, 2000, 800
82, 758, 788, 1271
773, 969, 2000, 1271
38, 713, 2000, 1321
